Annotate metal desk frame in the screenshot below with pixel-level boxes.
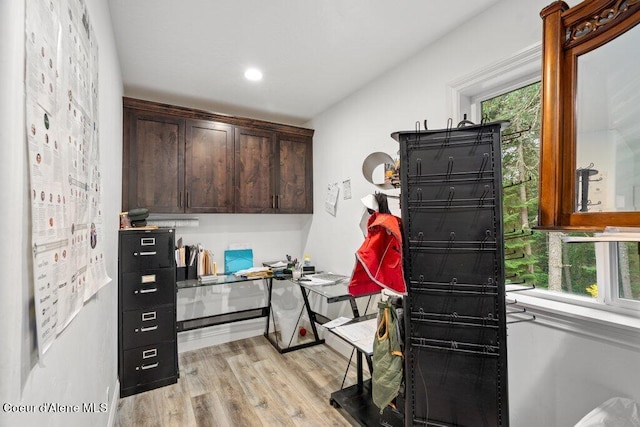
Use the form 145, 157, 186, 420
176, 275, 273, 332
265, 276, 378, 353
176, 274, 378, 360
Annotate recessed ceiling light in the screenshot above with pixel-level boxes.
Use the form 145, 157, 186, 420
244, 68, 263, 81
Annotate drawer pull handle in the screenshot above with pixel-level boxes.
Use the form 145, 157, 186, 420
139, 363, 159, 371
142, 348, 157, 359
141, 311, 157, 321
135, 251, 157, 257
139, 325, 158, 333
141, 238, 156, 246
137, 288, 158, 294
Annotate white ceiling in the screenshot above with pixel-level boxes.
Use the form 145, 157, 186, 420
107, 0, 500, 125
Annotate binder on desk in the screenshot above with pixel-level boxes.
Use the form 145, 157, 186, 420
224, 249, 253, 274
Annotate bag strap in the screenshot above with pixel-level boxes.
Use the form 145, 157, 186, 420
376, 307, 389, 340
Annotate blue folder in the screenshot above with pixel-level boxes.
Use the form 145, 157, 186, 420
224, 249, 254, 274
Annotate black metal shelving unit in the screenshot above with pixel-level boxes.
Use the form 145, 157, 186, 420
393, 121, 509, 426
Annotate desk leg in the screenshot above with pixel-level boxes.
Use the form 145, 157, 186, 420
357, 351, 363, 392
265, 279, 325, 353
264, 278, 273, 337
300, 286, 322, 342
349, 297, 360, 318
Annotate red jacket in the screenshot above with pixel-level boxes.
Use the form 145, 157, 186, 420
348, 212, 407, 297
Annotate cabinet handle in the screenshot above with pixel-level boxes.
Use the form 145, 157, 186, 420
141, 311, 157, 321
186, 192, 190, 208
179, 191, 183, 208
271, 195, 275, 209
139, 363, 159, 370
139, 325, 158, 332
136, 287, 158, 294
142, 348, 157, 359
276, 194, 280, 209
135, 251, 157, 256
140, 238, 155, 246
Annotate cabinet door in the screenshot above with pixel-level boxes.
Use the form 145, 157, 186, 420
276, 134, 313, 213
185, 120, 234, 213
234, 127, 276, 213
123, 110, 185, 213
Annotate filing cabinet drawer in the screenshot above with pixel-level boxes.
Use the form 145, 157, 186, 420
121, 268, 175, 310
119, 231, 174, 272
121, 341, 177, 389
121, 306, 175, 350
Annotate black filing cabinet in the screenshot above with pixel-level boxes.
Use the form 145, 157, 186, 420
118, 228, 178, 397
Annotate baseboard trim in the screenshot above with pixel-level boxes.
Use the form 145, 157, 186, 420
177, 318, 265, 353
107, 378, 119, 427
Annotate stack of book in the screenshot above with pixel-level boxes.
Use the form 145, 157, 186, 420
234, 266, 273, 279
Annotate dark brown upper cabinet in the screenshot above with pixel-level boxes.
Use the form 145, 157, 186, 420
234, 127, 277, 213
233, 129, 313, 214
185, 120, 234, 213
539, 0, 640, 230
122, 98, 314, 214
276, 133, 313, 213
123, 109, 185, 213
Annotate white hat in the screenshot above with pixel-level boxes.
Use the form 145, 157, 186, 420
361, 194, 378, 211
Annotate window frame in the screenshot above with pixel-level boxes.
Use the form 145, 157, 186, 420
448, 43, 640, 319
604, 240, 640, 312
520, 238, 640, 317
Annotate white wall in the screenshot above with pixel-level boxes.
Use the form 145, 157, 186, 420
508, 316, 640, 426
0, 1, 123, 426
305, 0, 640, 425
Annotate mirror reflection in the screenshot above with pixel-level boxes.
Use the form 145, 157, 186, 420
576, 22, 640, 213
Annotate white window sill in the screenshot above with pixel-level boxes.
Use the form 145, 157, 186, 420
508, 290, 640, 352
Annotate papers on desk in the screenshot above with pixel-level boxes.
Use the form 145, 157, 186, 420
233, 266, 272, 278
333, 318, 377, 354
321, 316, 352, 329
198, 274, 221, 284
265, 260, 288, 270
301, 273, 348, 286
299, 276, 336, 286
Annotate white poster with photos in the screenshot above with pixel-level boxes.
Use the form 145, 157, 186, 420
26, 0, 110, 356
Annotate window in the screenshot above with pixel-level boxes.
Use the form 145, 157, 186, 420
452, 50, 639, 315
598, 239, 640, 311
613, 242, 640, 307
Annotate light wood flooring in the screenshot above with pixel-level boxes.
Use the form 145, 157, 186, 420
115, 336, 364, 427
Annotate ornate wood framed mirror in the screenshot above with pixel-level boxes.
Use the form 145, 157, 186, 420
539, 0, 640, 230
